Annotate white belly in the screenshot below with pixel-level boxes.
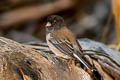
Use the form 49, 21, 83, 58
46, 33, 70, 59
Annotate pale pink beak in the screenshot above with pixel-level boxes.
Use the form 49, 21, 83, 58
46, 22, 52, 27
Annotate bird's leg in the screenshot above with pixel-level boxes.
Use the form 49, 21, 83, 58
67, 58, 74, 64
53, 55, 58, 61
67, 58, 75, 71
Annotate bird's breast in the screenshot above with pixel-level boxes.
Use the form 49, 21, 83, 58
46, 33, 70, 59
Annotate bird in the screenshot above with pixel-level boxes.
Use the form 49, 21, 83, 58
45, 15, 97, 73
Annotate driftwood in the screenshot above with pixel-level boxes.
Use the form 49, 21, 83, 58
0, 37, 120, 80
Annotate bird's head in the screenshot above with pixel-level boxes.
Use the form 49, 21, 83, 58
46, 15, 65, 33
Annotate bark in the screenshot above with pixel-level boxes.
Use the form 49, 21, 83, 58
0, 37, 119, 80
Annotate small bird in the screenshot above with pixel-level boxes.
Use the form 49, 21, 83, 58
45, 15, 96, 72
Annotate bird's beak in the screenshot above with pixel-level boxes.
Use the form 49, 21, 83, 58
46, 22, 52, 28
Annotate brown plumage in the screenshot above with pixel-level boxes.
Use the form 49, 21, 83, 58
46, 15, 97, 74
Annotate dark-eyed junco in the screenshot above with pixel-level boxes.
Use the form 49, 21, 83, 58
45, 15, 96, 72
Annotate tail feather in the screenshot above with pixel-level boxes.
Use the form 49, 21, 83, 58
73, 53, 102, 80
73, 53, 96, 71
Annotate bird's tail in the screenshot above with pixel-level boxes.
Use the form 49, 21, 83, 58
73, 53, 95, 71
73, 53, 102, 80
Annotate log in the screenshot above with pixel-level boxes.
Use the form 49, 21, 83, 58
0, 37, 120, 80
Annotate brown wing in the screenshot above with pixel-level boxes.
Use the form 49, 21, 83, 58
49, 27, 96, 71
48, 36, 74, 57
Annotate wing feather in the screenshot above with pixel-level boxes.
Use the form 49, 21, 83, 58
49, 38, 74, 57
48, 30, 96, 71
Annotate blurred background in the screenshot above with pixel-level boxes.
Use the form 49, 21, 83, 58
0, 0, 117, 45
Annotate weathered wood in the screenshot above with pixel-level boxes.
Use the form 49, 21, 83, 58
0, 37, 120, 80
78, 39, 120, 80
26, 39, 120, 80
0, 37, 92, 80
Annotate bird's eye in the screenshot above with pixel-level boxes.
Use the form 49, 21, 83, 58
53, 20, 56, 23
